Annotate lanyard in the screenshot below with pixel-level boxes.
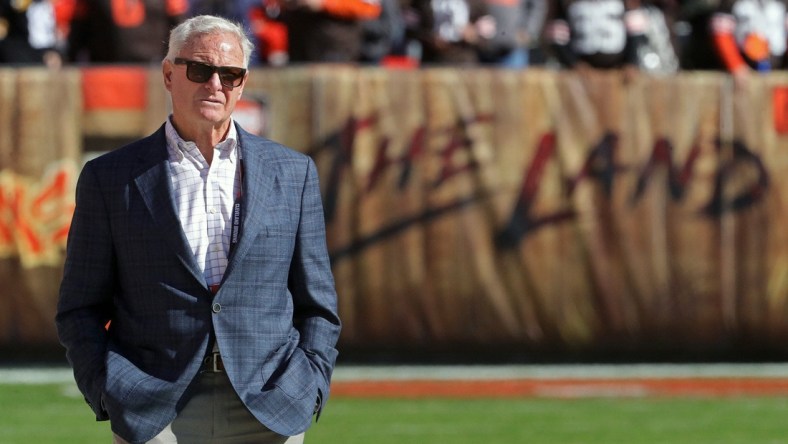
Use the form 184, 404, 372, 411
229, 147, 243, 254
210, 148, 243, 296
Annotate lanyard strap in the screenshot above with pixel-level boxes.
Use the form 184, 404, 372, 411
212, 148, 243, 296
229, 148, 243, 254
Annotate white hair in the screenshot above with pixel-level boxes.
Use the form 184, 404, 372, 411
165, 15, 255, 68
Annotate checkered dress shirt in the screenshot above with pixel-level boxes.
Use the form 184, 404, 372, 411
164, 118, 241, 288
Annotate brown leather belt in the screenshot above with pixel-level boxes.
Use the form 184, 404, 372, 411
202, 352, 225, 373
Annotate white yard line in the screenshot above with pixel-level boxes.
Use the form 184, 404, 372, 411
3, 363, 788, 385
0, 367, 77, 384
330, 363, 788, 381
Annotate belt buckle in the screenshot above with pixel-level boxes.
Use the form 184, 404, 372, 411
203, 352, 223, 373
212, 352, 222, 373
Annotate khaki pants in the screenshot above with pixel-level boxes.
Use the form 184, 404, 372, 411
113, 372, 306, 444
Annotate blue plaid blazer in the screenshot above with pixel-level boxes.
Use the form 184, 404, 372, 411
56, 124, 341, 443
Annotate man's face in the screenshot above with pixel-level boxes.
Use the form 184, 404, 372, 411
163, 31, 247, 130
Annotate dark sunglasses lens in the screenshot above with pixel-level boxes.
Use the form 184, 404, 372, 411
186, 62, 214, 83
219, 68, 245, 87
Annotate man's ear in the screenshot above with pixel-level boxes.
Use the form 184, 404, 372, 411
162, 60, 173, 91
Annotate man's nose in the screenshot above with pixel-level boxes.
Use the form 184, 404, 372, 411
205, 72, 223, 90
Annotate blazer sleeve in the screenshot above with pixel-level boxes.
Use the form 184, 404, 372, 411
288, 156, 342, 415
55, 160, 115, 420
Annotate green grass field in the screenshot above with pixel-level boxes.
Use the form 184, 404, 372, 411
2, 381, 788, 443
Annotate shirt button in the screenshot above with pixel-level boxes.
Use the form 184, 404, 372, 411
209, 208, 217, 214
212, 303, 222, 313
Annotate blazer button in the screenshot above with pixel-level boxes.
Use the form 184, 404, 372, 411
212, 303, 222, 313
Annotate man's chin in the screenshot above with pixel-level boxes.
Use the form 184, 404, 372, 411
196, 110, 229, 125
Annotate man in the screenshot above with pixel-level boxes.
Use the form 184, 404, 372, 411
66, 0, 189, 63
544, 0, 648, 71
634, 0, 680, 74
56, 14, 341, 443
709, 0, 788, 87
278, 0, 382, 62
406, 0, 495, 65
0, 0, 62, 67
478, 0, 548, 68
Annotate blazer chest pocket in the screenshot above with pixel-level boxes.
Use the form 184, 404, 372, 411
247, 224, 296, 259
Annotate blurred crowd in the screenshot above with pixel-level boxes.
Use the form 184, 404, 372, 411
0, 0, 787, 82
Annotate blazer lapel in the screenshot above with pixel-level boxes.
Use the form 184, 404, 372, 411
132, 129, 205, 286
222, 128, 277, 280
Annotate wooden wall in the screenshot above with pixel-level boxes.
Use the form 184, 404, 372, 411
3, 66, 788, 360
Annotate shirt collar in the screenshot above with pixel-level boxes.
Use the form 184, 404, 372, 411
165, 116, 238, 164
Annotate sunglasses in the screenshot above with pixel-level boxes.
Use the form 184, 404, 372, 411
173, 58, 247, 88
